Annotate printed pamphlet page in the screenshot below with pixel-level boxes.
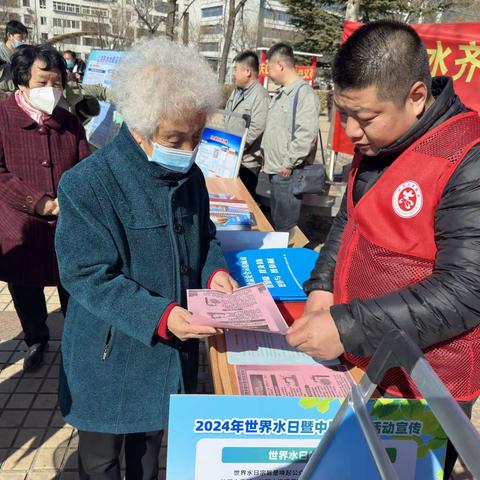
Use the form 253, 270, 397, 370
187, 284, 289, 334
225, 330, 340, 366
235, 364, 353, 397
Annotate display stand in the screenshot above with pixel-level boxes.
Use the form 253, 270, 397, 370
300, 330, 480, 479
195, 110, 250, 178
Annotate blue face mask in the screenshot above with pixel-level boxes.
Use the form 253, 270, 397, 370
148, 142, 195, 174
13, 40, 24, 49
66, 59, 74, 69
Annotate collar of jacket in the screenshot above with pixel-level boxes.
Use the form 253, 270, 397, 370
7, 93, 63, 131
113, 122, 196, 183
375, 76, 466, 157
280, 76, 305, 96
231, 81, 259, 109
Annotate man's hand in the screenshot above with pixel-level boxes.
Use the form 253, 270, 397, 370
35, 196, 59, 216
279, 166, 292, 177
167, 306, 222, 341
304, 290, 334, 314
286, 309, 344, 360
209, 271, 239, 294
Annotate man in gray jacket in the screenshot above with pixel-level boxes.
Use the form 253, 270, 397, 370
0, 20, 27, 64
261, 43, 319, 232
225, 50, 269, 197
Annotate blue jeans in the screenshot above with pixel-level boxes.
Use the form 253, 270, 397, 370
268, 174, 302, 232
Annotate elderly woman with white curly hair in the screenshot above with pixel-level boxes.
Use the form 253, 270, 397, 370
55, 38, 238, 479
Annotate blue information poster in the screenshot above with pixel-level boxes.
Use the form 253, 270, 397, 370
196, 127, 244, 178
167, 395, 447, 480
82, 50, 125, 148
83, 50, 125, 88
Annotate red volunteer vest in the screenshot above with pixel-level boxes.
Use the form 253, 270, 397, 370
335, 112, 480, 401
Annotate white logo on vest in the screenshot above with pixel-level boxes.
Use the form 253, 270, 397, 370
392, 181, 423, 218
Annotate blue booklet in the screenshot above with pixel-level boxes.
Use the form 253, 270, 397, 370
224, 248, 319, 301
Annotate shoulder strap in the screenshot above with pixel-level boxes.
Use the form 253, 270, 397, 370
291, 83, 309, 142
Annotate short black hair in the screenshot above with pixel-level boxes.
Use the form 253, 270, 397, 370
63, 49, 76, 59
5, 20, 28, 41
234, 50, 259, 75
332, 20, 432, 105
11, 44, 67, 89
267, 43, 295, 68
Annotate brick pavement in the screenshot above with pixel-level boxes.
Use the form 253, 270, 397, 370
0, 280, 477, 479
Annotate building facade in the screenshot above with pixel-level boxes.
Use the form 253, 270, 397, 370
0, 0, 299, 66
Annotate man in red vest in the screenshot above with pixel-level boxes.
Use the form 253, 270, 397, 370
286, 20, 480, 478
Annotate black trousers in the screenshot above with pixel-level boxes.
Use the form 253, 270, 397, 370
443, 400, 474, 479
78, 430, 163, 480
239, 165, 260, 201
7, 284, 69, 347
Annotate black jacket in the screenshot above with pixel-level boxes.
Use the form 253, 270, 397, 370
304, 77, 480, 357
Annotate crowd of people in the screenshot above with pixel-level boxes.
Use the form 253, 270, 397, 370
0, 16, 479, 480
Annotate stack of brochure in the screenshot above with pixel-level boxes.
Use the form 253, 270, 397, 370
209, 193, 254, 231
223, 248, 319, 301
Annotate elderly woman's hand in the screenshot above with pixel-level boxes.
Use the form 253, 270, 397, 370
209, 271, 239, 294
167, 306, 222, 341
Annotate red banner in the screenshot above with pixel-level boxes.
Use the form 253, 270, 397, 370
259, 64, 316, 92
332, 21, 480, 155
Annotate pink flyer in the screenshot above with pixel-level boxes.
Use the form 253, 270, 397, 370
187, 284, 289, 334
235, 364, 354, 397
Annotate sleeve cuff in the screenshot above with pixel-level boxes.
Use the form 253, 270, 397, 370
330, 303, 370, 357
29, 191, 50, 215
207, 269, 230, 289
156, 302, 178, 340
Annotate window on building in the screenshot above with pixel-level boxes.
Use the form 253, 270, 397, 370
263, 8, 292, 23
199, 42, 220, 52
40, 0, 46, 7
83, 36, 102, 47
200, 24, 222, 35
23, 14, 32, 25
53, 1, 81, 14
81, 6, 108, 17
53, 18, 80, 28
67, 36, 80, 45
40, 16, 47, 25
41, 33, 48, 40
23, 0, 30, 6
201, 5, 222, 18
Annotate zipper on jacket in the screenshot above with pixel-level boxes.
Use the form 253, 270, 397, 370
102, 326, 114, 361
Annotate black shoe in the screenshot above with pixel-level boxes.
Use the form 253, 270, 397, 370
23, 342, 48, 372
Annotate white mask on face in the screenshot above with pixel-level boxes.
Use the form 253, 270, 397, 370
27, 86, 63, 114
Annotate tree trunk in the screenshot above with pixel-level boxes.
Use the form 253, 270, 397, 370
218, 0, 236, 83
182, 11, 189, 45
345, 0, 360, 21
166, 0, 177, 40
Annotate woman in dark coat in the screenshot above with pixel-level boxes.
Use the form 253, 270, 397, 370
55, 37, 238, 479
0, 44, 90, 370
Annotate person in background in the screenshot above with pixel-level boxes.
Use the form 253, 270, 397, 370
225, 50, 269, 198
55, 37, 238, 480
0, 56, 107, 127
287, 21, 480, 479
0, 44, 90, 371
0, 20, 28, 64
261, 43, 319, 233
63, 50, 86, 82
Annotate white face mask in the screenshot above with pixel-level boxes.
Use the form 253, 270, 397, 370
27, 86, 63, 114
